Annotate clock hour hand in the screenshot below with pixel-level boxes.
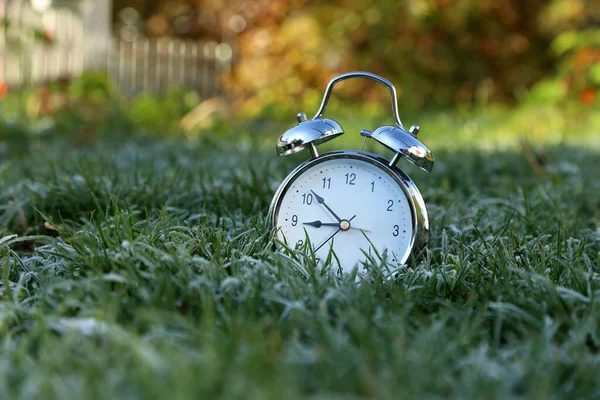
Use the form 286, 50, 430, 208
303, 220, 338, 228
304, 219, 370, 232
310, 190, 342, 222
313, 215, 356, 253
303, 220, 322, 228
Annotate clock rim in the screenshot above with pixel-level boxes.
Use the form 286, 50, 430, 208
268, 150, 430, 267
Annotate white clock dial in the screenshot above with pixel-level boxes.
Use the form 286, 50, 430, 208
274, 156, 414, 275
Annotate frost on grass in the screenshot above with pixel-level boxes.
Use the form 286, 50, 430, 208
51, 318, 112, 337
0, 140, 599, 398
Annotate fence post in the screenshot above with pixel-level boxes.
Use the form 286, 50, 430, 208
82, 0, 110, 69
0, 0, 6, 84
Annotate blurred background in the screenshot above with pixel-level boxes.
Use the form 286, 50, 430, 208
0, 0, 599, 147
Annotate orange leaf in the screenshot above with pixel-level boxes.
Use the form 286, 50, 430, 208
580, 88, 597, 106
0, 81, 7, 99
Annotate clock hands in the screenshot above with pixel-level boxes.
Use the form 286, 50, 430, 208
310, 190, 342, 222
313, 215, 356, 253
304, 191, 367, 252
305, 191, 368, 233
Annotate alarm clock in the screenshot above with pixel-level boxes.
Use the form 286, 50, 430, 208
269, 72, 433, 275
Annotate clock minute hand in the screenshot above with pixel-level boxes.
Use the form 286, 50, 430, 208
310, 190, 342, 222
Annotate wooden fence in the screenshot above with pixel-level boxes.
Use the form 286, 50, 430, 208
0, 0, 235, 97
109, 38, 233, 97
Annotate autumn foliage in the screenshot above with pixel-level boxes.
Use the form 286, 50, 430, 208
101, 0, 600, 114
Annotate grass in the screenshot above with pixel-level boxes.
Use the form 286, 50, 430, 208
0, 106, 599, 399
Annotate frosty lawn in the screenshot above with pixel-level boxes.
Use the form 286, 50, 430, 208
0, 134, 599, 398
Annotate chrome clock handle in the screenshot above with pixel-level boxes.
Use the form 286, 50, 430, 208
312, 71, 405, 128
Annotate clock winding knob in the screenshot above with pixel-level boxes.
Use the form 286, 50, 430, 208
409, 124, 420, 136
297, 112, 308, 123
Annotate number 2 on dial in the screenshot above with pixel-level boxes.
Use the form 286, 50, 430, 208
387, 200, 393, 211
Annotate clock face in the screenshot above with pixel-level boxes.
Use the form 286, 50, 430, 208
273, 155, 415, 275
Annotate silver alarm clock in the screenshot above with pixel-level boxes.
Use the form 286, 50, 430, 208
269, 72, 434, 275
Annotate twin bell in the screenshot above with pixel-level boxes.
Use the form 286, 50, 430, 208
275, 72, 434, 173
